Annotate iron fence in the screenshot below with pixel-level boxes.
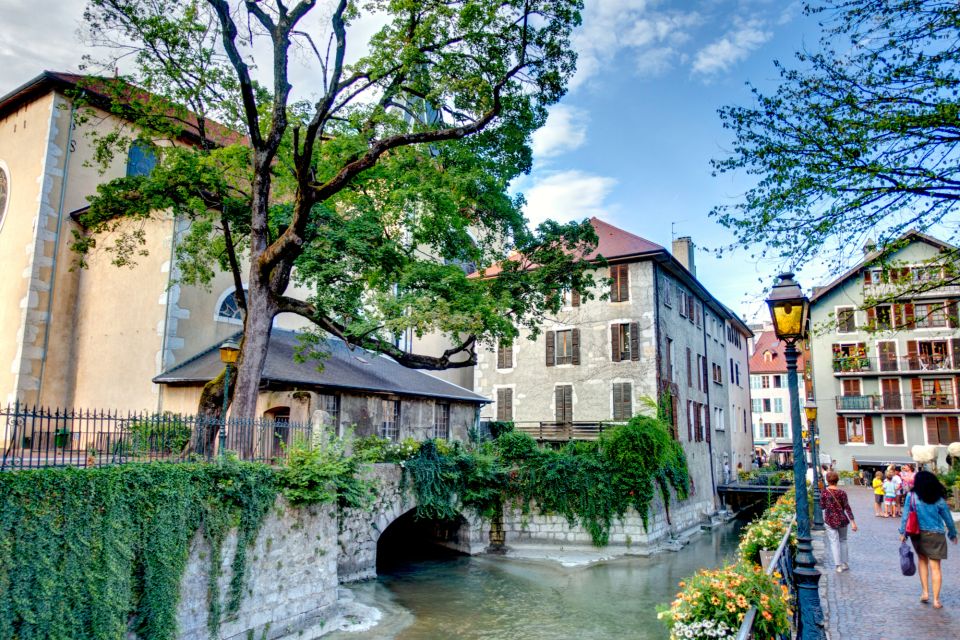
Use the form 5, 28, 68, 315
0, 404, 312, 471
736, 516, 796, 640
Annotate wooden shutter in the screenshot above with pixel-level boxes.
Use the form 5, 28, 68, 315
505, 344, 513, 369
866, 307, 876, 329
904, 303, 916, 329
950, 417, 960, 442
701, 356, 708, 391
618, 265, 629, 302
948, 300, 958, 328
953, 338, 960, 368
863, 270, 873, 285
546, 331, 555, 367
911, 378, 923, 409
497, 388, 513, 421
926, 418, 938, 445
571, 329, 581, 365
687, 400, 693, 441
611, 325, 621, 362
705, 408, 711, 443
630, 322, 640, 361
555, 386, 573, 423
864, 416, 874, 445
906, 340, 919, 370
571, 289, 581, 307
837, 416, 847, 444
687, 348, 693, 387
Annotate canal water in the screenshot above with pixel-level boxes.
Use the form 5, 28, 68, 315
321, 519, 745, 640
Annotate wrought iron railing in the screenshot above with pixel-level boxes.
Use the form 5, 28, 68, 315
832, 353, 959, 374
835, 393, 958, 412
736, 516, 796, 640
0, 404, 312, 470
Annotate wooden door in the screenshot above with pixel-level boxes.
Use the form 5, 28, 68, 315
881, 379, 901, 410
878, 341, 898, 372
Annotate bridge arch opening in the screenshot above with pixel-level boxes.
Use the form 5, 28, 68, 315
376, 509, 470, 573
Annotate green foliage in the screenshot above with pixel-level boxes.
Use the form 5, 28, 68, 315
487, 420, 514, 439
353, 435, 422, 463
404, 415, 690, 546
0, 461, 276, 640
712, 0, 960, 271
125, 412, 192, 455
279, 437, 373, 509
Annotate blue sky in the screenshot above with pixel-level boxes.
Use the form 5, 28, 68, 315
0, 0, 827, 322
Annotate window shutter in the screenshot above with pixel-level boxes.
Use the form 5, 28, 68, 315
572, 329, 581, 365
904, 303, 916, 329
506, 345, 513, 369
630, 322, 640, 361
701, 356, 708, 391
572, 289, 581, 307
911, 378, 923, 408
705, 409, 711, 443
555, 387, 563, 422
906, 340, 919, 369
837, 416, 847, 444
611, 325, 621, 362
948, 300, 958, 328
953, 338, 960, 367
864, 416, 874, 445
866, 307, 876, 329
686, 348, 693, 387
926, 418, 938, 445
950, 417, 960, 442
505, 389, 513, 420
619, 265, 630, 302
546, 331, 555, 367
687, 400, 693, 441
864, 270, 873, 285
497, 345, 504, 369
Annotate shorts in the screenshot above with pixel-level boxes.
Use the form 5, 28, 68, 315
884, 497, 896, 504
875, 494, 884, 504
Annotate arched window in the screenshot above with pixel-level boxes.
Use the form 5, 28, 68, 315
216, 288, 246, 324
126, 140, 157, 177
0, 164, 8, 232
763, 350, 774, 363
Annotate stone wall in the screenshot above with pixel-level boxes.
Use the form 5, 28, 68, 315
175, 500, 339, 640
502, 493, 714, 552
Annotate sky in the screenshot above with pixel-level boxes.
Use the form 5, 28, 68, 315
0, 0, 828, 323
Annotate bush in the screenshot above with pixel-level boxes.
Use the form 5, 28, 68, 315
279, 436, 372, 508
494, 431, 540, 462
487, 420, 514, 439
353, 434, 421, 463
125, 413, 192, 455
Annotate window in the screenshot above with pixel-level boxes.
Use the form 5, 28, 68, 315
317, 393, 340, 431
0, 164, 8, 231
735, 363, 741, 387
845, 417, 865, 443
916, 378, 955, 409
761, 376, 770, 389
915, 302, 949, 328
611, 322, 638, 362
678, 290, 688, 317
752, 399, 762, 413
750, 376, 761, 390
687, 295, 695, 324
762, 399, 771, 412
837, 307, 856, 333
564, 289, 581, 307
775, 423, 786, 438
217, 289, 246, 323
695, 302, 703, 328
884, 417, 905, 446
126, 140, 158, 177
772, 375, 782, 388
666, 338, 675, 382
264, 407, 291, 457
612, 382, 632, 421
773, 398, 783, 413
870, 304, 893, 330
714, 407, 725, 431
696, 355, 704, 391
762, 423, 773, 438
712, 363, 722, 385
496, 388, 513, 421
434, 403, 450, 440
926, 416, 960, 445
380, 399, 401, 441
496, 342, 513, 369
555, 385, 573, 423
662, 278, 672, 307
610, 264, 629, 302
546, 329, 579, 366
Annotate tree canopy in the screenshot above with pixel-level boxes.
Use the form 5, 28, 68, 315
712, 0, 960, 275
74, 0, 595, 419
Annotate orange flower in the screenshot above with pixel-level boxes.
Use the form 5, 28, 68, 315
727, 603, 737, 612
762, 611, 773, 621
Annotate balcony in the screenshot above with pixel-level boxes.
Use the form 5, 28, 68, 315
835, 393, 958, 412
832, 354, 958, 375
864, 281, 960, 299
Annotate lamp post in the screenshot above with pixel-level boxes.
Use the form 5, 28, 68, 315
805, 398, 824, 530
767, 273, 824, 640
218, 339, 240, 458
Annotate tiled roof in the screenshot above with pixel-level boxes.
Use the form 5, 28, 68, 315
0, 71, 242, 147
748, 330, 805, 374
153, 329, 489, 404
468, 217, 664, 278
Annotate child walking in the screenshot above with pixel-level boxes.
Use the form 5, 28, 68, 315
873, 470, 885, 517
883, 470, 898, 517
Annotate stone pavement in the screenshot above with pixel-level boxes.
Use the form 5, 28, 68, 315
815, 486, 960, 640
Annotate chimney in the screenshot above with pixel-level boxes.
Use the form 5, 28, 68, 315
672, 236, 696, 276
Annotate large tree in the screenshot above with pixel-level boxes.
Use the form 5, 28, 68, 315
712, 0, 960, 278
75, 0, 596, 420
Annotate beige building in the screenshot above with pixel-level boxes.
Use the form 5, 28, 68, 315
0, 71, 475, 427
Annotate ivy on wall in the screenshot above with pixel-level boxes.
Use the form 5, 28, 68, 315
404, 414, 690, 546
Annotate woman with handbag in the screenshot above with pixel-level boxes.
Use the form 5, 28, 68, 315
821, 470, 858, 572
899, 470, 958, 609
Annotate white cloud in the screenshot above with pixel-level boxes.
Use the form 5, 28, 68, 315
692, 19, 772, 76
519, 170, 617, 225
531, 104, 588, 160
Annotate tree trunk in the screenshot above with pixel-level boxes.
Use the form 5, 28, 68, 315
230, 278, 277, 423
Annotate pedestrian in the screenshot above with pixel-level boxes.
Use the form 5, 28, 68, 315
901, 464, 916, 491
899, 470, 958, 609
872, 470, 885, 517
821, 470, 857, 572
883, 470, 898, 518
892, 468, 904, 517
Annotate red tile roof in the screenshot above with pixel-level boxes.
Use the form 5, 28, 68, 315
748, 330, 805, 374
469, 217, 664, 278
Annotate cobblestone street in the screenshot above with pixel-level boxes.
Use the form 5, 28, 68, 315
817, 486, 960, 639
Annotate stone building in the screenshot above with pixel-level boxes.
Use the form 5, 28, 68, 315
809, 231, 960, 470
474, 220, 754, 498
0, 70, 475, 425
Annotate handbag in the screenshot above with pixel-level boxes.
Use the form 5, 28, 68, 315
900, 540, 916, 576
905, 494, 920, 536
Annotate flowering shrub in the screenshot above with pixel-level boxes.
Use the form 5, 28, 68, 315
353, 435, 423, 462
658, 563, 791, 639
739, 493, 797, 564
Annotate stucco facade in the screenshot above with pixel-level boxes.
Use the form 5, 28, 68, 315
809, 233, 960, 470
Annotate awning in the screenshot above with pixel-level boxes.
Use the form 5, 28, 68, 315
852, 457, 914, 466
770, 446, 794, 453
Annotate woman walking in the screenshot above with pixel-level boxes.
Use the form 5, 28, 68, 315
899, 471, 958, 609
821, 470, 857, 572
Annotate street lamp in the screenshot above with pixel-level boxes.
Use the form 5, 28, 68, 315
767, 273, 824, 640
218, 339, 240, 457
805, 398, 824, 530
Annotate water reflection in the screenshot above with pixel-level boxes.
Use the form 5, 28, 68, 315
323, 520, 744, 640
